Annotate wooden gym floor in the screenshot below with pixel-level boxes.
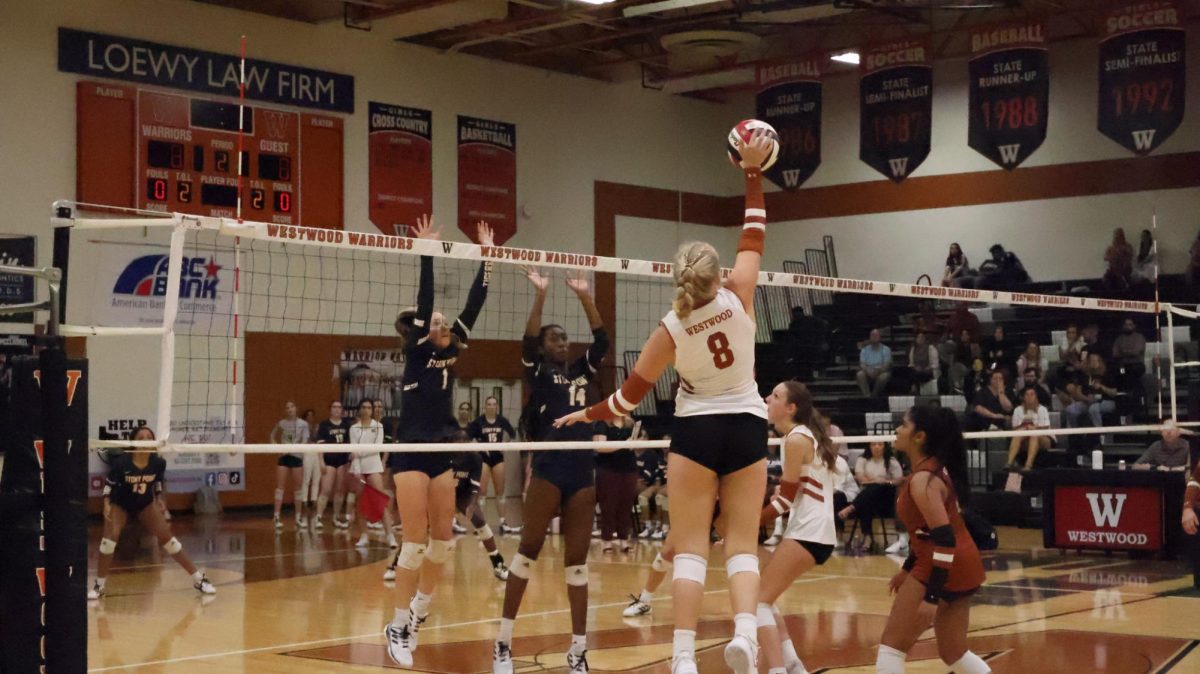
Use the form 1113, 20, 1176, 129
86, 511, 1200, 673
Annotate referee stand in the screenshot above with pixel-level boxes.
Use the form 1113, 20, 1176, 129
0, 264, 89, 674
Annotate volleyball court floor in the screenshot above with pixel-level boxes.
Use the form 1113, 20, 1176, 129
86, 512, 1200, 673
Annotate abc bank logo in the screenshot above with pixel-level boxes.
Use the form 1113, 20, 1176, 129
112, 255, 222, 299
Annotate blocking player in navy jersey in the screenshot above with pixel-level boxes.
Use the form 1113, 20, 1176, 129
468, 396, 520, 534
313, 400, 352, 530
385, 216, 495, 668
88, 426, 215, 600
491, 267, 608, 674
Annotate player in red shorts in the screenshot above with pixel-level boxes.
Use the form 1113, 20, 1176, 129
876, 405, 989, 674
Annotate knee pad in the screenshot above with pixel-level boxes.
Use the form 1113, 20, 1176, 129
672, 553, 707, 585
426, 539, 454, 564
725, 553, 759, 579
509, 553, 535, 579
651, 552, 671, 573
293, 490, 304, 503
638, 494, 650, 510
756, 602, 776, 627
565, 564, 588, 586
476, 524, 495, 540
396, 541, 427, 571
948, 650, 989, 674
163, 537, 183, 555
655, 493, 669, 511
275, 488, 285, 501
99, 538, 117, 555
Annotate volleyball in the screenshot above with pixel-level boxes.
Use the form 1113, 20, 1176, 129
727, 119, 780, 171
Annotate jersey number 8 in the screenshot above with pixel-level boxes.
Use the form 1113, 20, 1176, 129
707, 331, 735, 369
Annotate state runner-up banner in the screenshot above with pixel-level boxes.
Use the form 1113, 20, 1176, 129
756, 57, 822, 190
968, 21, 1049, 170
860, 40, 933, 182
368, 102, 432, 236
458, 115, 517, 245
1098, 2, 1186, 155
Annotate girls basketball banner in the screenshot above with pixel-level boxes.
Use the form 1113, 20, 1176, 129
755, 58, 823, 190
458, 116, 517, 245
968, 22, 1049, 170
859, 40, 933, 183
368, 102, 432, 236
1098, 2, 1186, 155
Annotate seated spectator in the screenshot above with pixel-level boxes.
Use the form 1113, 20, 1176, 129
1112, 317, 1147, 393
1020, 366, 1054, 408
946, 302, 981, 343
1065, 353, 1119, 430
973, 244, 1030, 290
982, 325, 1015, 376
1008, 387, 1053, 471
1103, 227, 1135, 291
837, 440, 904, 552
946, 329, 981, 395
1015, 341, 1048, 384
1134, 422, 1191, 470
908, 331, 940, 394
966, 369, 1014, 432
832, 454, 858, 538
942, 242, 970, 287
1131, 229, 1156, 287
856, 328, 892, 397
1050, 323, 1085, 406
1080, 323, 1108, 365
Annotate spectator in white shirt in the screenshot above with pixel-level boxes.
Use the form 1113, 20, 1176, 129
1007, 387, 1052, 471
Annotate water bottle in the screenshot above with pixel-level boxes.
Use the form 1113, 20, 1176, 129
1119, 460, 1126, 470
1091, 449, 1103, 470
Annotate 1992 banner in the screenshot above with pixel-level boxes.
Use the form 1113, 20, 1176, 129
860, 40, 933, 182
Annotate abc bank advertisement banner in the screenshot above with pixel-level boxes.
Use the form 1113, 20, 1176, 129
92, 243, 233, 328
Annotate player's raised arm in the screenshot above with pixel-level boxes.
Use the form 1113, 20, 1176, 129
724, 130, 774, 313
453, 221, 495, 344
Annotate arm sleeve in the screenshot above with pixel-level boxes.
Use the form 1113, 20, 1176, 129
736, 170, 766, 254
584, 328, 609, 373
408, 256, 435, 349
452, 261, 493, 343
584, 371, 654, 422
522, 335, 541, 376
501, 417, 516, 438
155, 459, 166, 495
103, 461, 119, 497
924, 524, 957, 604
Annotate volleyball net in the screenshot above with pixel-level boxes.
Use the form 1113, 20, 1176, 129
51, 201, 1197, 462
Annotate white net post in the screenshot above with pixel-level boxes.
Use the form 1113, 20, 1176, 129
155, 223, 187, 441
1167, 306, 1178, 423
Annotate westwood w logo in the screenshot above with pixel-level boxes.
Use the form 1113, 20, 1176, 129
112, 255, 222, 299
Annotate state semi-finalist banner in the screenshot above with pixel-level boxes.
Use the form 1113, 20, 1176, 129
968, 22, 1049, 170
1098, 2, 1186, 155
368, 102, 432, 236
756, 57, 822, 190
860, 40, 933, 182
457, 116, 517, 245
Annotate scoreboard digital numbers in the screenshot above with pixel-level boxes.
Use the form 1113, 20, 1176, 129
76, 80, 344, 228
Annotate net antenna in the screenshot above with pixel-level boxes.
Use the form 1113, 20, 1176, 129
231, 34, 247, 443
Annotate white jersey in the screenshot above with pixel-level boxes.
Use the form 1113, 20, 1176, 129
348, 420, 385, 475
661, 288, 767, 418
782, 425, 838, 546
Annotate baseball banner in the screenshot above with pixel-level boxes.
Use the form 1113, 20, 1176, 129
1098, 2, 1186, 155
968, 22, 1049, 170
458, 115, 517, 245
756, 57, 822, 190
368, 102, 432, 236
860, 40, 933, 182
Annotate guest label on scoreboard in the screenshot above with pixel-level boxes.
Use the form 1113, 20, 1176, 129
968, 21, 1049, 170
1097, 2, 1186, 155
368, 102, 432, 236
859, 40, 933, 183
457, 116, 517, 245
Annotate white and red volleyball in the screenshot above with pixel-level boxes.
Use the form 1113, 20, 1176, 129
727, 119, 780, 171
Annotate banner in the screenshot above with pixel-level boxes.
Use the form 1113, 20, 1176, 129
756, 58, 822, 190
58, 28, 354, 112
860, 40, 933, 182
1097, 2, 1186, 155
968, 22, 1049, 170
334, 347, 405, 419
90, 242, 233, 329
0, 235, 35, 323
368, 102, 432, 236
458, 115, 517, 245
1053, 485, 1163, 551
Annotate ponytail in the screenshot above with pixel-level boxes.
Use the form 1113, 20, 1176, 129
672, 241, 719, 320
781, 381, 837, 471
908, 404, 971, 506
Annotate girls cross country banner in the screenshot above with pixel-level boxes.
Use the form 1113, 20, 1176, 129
1097, 1, 1186, 156
457, 115, 517, 245
755, 57, 823, 191
859, 40, 933, 182
368, 102, 432, 236
968, 21, 1049, 170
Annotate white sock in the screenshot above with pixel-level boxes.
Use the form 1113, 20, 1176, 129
782, 638, 802, 667
498, 617, 515, 644
949, 651, 991, 674
410, 590, 433, 617
191, 570, 204, 582
96, 577, 106, 589
673, 628, 696, 657
876, 644, 906, 674
638, 590, 653, 604
570, 633, 587, 654
733, 612, 757, 642
393, 607, 409, 628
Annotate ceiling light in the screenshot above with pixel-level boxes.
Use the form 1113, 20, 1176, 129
830, 51, 860, 65
623, 0, 725, 19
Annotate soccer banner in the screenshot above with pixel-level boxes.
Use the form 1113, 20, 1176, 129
756, 57, 822, 190
458, 115, 517, 245
1098, 2, 1186, 155
968, 22, 1049, 170
368, 102, 432, 236
860, 40, 933, 182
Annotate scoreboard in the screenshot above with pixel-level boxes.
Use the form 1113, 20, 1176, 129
76, 80, 343, 228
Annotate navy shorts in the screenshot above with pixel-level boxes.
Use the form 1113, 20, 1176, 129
670, 413, 768, 476
322, 452, 350, 468
277, 454, 303, 469
532, 451, 594, 502
481, 450, 505, 468
798, 540, 835, 566
389, 439, 453, 478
